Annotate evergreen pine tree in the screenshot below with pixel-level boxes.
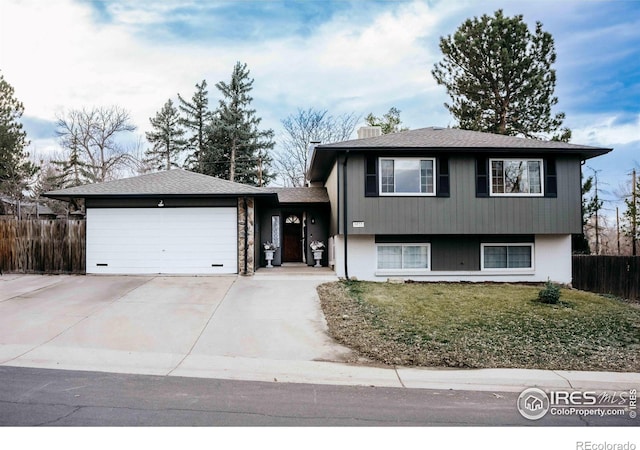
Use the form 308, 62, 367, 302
144, 99, 186, 171
178, 80, 212, 172
432, 10, 571, 141
0, 71, 38, 199
206, 62, 275, 185
51, 137, 93, 189
573, 175, 602, 254
32, 162, 71, 215
622, 170, 639, 256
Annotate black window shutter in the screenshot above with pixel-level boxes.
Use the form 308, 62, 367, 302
365, 156, 378, 197
436, 157, 450, 197
476, 157, 489, 197
545, 158, 557, 197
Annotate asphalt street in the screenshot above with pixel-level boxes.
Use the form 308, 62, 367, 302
0, 366, 635, 427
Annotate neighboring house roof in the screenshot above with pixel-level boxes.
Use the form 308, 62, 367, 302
43, 169, 273, 200
25, 204, 57, 217
268, 187, 330, 204
0, 197, 57, 217
308, 127, 612, 181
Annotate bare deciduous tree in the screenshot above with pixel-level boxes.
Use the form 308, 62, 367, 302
276, 108, 359, 187
56, 106, 137, 183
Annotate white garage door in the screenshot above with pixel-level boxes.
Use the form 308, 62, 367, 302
86, 207, 237, 274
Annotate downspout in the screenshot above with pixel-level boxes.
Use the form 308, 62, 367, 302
336, 156, 340, 273
342, 151, 350, 280
243, 196, 248, 275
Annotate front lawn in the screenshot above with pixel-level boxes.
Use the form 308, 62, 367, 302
317, 281, 640, 371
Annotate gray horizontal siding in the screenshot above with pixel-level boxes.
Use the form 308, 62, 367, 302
345, 154, 581, 235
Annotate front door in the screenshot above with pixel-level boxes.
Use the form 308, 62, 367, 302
283, 214, 302, 262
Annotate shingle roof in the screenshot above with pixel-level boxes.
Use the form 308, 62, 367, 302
44, 169, 269, 199
268, 187, 329, 203
43, 169, 332, 205
317, 127, 609, 151
309, 127, 612, 181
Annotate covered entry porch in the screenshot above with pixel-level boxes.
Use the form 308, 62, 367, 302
256, 188, 330, 269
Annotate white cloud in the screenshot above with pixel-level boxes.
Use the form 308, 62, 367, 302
5, 0, 635, 175
569, 114, 640, 215
570, 114, 640, 147
1, 0, 460, 137
249, 0, 461, 126
0, 0, 224, 131
105, 1, 189, 25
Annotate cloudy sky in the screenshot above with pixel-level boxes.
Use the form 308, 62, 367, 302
1, 0, 638, 207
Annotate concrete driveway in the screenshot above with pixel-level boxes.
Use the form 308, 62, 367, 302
0, 274, 353, 376
2, 275, 639, 393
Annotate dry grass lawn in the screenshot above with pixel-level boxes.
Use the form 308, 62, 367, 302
317, 281, 640, 371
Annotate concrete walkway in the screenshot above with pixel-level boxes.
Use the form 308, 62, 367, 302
0, 274, 638, 393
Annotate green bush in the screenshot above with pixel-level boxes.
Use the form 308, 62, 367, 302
538, 280, 561, 304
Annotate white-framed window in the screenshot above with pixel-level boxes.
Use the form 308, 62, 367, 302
377, 243, 431, 270
481, 243, 534, 270
379, 157, 435, 196
490, 158, 543, 196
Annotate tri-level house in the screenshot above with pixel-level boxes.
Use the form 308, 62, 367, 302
45, 126, 610, 284
305, 127, 610, 283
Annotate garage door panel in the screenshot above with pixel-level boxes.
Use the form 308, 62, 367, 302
86, 208, 238, 274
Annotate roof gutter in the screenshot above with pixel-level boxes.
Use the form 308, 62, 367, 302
41, 192, 278, 202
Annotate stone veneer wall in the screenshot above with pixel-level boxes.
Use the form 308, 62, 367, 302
237, 197, 255, 275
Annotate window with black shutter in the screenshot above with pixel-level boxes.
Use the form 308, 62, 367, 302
476, 157, 489, 197
365, 156, 378, 197
366, 156, 450, 197
436, 157, 450, 197
544, 159, 557, 197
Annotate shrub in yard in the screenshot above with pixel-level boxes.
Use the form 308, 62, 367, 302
538, 280, 561, 304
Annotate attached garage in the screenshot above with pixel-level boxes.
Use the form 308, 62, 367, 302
86, 207, 237, 274
44, 169, 271, 275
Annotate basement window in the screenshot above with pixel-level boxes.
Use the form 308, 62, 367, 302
481, 243, 534, 270
377, 243, 430, 270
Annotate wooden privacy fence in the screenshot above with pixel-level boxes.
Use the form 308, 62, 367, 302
0, 218, 86, 274
572, 255, 640, 301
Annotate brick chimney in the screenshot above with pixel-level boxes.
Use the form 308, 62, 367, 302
357, 126, 382, 139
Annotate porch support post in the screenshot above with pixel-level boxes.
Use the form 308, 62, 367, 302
238, 196, 255, 275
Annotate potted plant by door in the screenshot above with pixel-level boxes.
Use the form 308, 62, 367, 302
310, 241, 325, 267
263, 242, 277, 268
